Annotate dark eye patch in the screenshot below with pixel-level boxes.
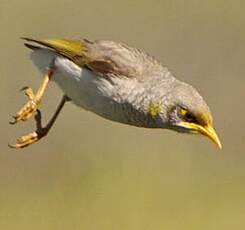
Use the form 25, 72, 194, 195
184, 112, 198, 123
178, 106, 198, 124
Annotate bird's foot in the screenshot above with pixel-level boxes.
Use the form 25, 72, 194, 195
9, 70, 53, 125
8, 70, 53, 148
9, 110, 47, 148
9, 87, 40, 124
9, 94, 69, 149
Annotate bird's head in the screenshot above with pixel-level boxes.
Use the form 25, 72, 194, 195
162, 81, 222, 149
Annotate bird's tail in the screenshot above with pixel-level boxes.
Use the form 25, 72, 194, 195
21, 37, 84, 60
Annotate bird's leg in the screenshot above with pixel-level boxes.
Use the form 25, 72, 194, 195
9, 69, 53, 124
9, 95, 70, 149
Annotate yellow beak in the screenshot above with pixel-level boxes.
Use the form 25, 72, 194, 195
179, 122, 222, 149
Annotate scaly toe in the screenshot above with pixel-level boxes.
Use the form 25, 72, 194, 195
12, 99, 39, 123
9, 132, 39, 149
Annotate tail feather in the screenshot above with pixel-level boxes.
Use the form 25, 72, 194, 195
24, 43, 42, 50
22, 37, 86, 66
21, 37, 57, 50
21, 37, 83, 58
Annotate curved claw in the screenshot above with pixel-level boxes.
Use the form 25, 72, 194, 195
8, 142, 31, 149
21, 87, 35, 100
9, 116, 18, 125
20, 86, 29, 92
8, 143, 16, 149
8, 140, 27, 149
8, 143, 21, 149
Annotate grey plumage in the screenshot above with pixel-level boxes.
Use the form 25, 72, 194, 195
19, 37, 221, 148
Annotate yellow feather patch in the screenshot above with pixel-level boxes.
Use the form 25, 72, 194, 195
43, 38, 83, 55
146, 101, 162, 117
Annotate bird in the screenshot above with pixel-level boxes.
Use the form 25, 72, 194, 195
9, 37, 222, 149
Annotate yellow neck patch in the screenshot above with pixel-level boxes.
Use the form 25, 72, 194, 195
146, 101, 162, 117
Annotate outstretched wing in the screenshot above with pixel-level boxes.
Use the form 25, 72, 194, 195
22, 37, 166, 80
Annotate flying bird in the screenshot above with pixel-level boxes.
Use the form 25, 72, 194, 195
9, 37, 222, 149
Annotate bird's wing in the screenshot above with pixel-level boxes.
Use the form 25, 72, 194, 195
22, 37, 167, 80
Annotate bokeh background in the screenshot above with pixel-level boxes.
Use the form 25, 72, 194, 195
1, 0, 245, 229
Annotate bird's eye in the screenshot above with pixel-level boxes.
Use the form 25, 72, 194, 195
179, 108, 197, 123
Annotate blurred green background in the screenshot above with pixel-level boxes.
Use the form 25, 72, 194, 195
1, 0, 245, 229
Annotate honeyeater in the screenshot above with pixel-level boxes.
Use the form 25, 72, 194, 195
9, 37, 221, 149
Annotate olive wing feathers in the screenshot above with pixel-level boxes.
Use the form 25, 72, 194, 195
22, 37, 165, 80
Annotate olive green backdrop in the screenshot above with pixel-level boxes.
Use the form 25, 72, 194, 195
1, 0, 245, 229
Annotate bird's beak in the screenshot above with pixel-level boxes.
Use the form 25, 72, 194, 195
178, 122, 222, 149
